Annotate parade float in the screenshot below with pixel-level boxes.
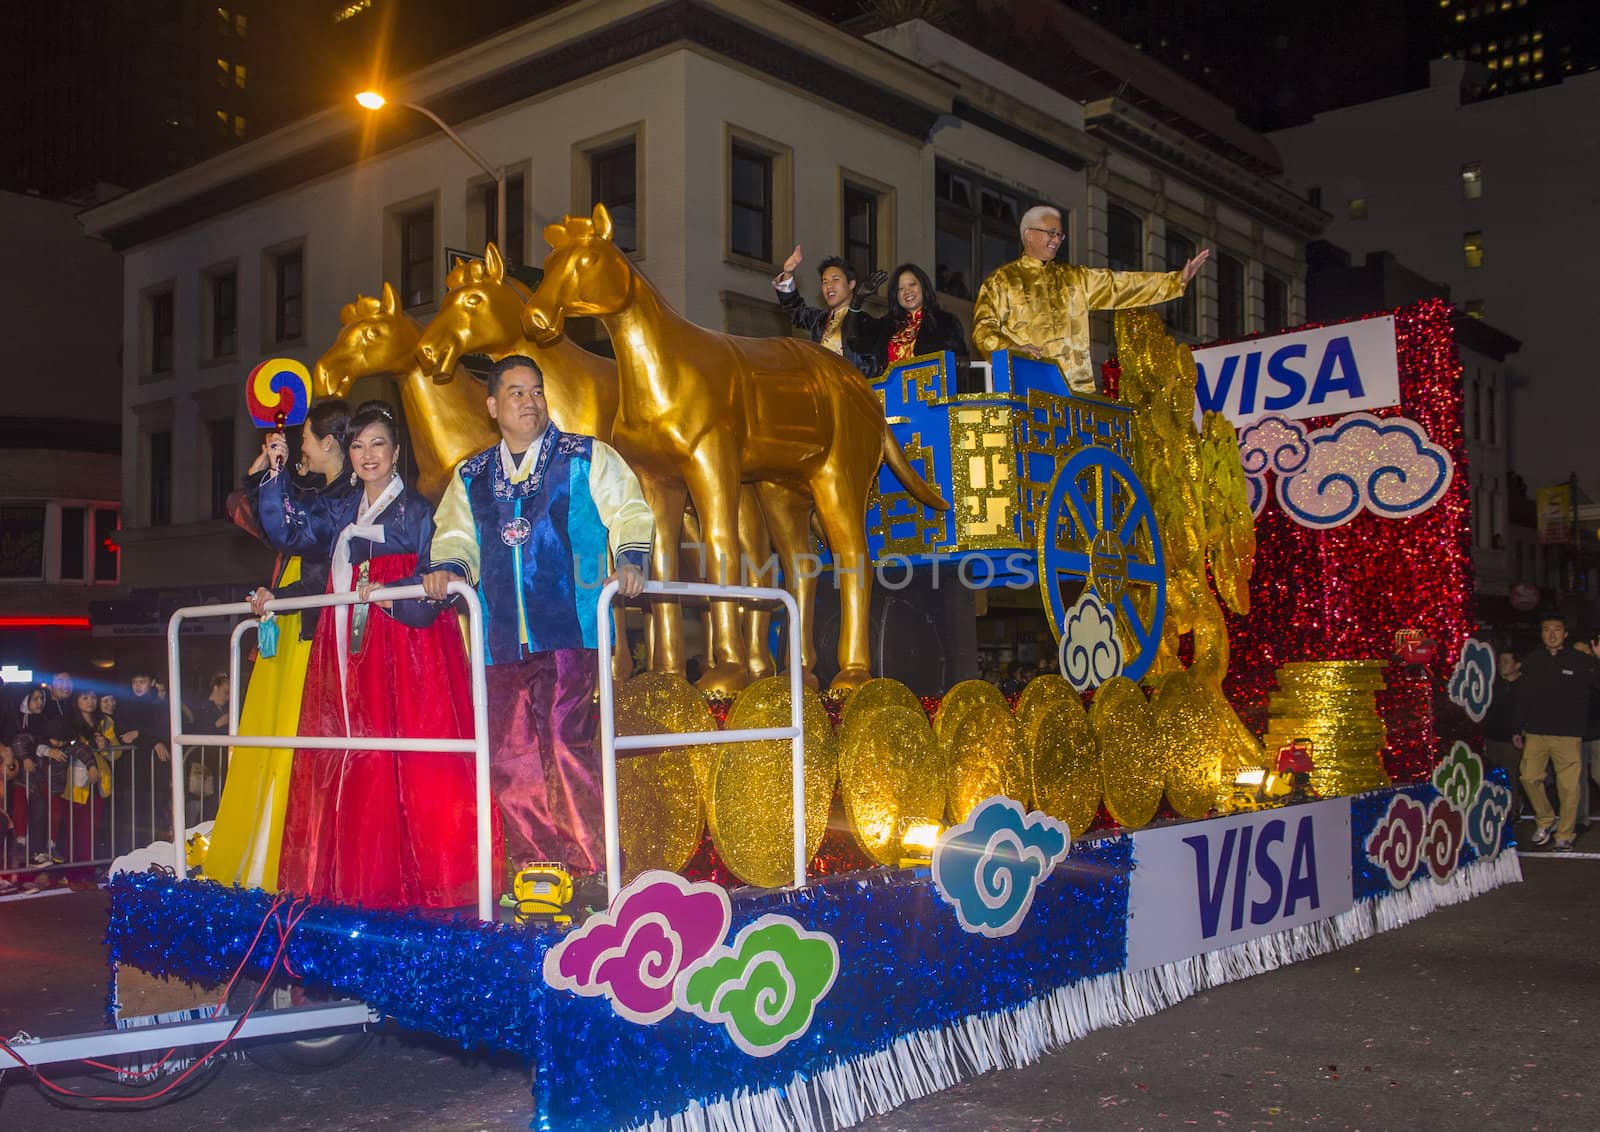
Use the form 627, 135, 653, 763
84, 206, 1517, 1130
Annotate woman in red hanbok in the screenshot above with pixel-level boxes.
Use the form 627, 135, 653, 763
255, 401, 499, 910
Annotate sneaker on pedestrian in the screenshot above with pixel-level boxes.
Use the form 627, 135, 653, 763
1529, 825, 1554, 847
1553, 839, 1575, 853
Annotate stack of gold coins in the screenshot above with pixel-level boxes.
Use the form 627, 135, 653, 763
1262, 660, 1392, 797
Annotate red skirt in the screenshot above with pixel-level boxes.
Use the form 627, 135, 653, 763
277, 553, 500, 910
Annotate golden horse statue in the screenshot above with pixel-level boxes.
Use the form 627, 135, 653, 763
522, 203, 949, 692
1114, 309, 1261, 768
415, 243, 776, 687
313, 282, 498, 502
413, 245, 620, 442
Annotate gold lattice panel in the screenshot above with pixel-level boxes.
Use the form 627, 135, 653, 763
951, 404, 1025, 549
873, 431, 948, 556
1016, 390, 1137, 546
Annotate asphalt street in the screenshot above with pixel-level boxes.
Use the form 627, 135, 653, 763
1, 838, 1595, 1131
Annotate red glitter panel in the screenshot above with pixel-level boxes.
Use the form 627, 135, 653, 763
1221, 300, 1472, 776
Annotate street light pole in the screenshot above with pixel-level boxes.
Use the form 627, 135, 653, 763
357, 93, 505, 255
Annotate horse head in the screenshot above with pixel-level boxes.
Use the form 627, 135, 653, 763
314, 283, 419, 396
414, 243, 531, 380
522, 203, 633, 346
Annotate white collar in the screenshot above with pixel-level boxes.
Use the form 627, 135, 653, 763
499, 432, 548, 484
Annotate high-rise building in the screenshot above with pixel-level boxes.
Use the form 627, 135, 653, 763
1433, 0, 1599, 98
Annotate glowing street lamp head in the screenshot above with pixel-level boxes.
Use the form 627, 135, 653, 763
354, 91, 387, 110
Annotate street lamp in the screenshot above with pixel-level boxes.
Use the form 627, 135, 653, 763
355, 90, 505, 259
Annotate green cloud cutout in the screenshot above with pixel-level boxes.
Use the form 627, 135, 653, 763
675, 914, 839, 1057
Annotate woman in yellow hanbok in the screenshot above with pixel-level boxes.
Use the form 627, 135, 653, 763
204, 400, 355, 890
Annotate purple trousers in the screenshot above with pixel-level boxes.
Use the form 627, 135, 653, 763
486, 648, 603, 877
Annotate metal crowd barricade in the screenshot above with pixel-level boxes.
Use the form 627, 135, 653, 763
1, 743, 154, 881
595, 579, 807, 903
166, 580, 497, 922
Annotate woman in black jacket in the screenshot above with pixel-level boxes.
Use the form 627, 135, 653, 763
851, 263, 970, 381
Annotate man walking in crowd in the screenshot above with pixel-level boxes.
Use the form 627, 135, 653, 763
423, 354, 653, 914
1481, 648, 1524, 823
972, 204, 1209, 392
772, 244, 885, 377
1517, 613, 1600, 852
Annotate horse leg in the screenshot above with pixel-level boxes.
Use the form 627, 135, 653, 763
683, 440, 749, 695
754, 481, 819, 689
810, 463, 876, 692
738, 486, 775, 682
639, 475, 688, 678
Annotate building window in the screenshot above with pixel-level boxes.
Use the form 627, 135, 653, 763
1263, 272, 1290, 333
272, 248, 304, 342
147, 288, 175, 374
1163, 229, 1197, 335
933, 161, 1024, 301
234, 114, 246, 139
149, 431, 173, 527
207, 418, 235, 520
1486, 377, 1497, 443
209, 268, 237, 357
730, 143, 774, 263
0, 505, 47, 580
400, 207, 435, 307
589, 141, 638, 254
1469, 375, 1480, 440
216, 57, 230, 87
1106, 205, 1142, 272
59, 505, 86, 582
842, 181, 880, 282
1307, 185, 1323, 209
234, 63, 247, 89
1347, 197, 1368, 220
1216, 253, 1245, 339
1461, 161, 1482, 199
93, 507, 119, 582
1464, 230, 1484, 269
235, 11, 248, 37
481, 172, 527, 263
1465, 298, 1485, 318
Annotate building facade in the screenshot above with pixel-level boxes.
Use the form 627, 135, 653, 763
81, 0, 1322, 671
1270, 59, 1600, 504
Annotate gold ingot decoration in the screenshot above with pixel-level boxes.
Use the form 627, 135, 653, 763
523, 204, 949, 693
1027, 691, 1101, 837
1262, 660, 1392, 798
840, 677, 925, 729
838, 703, 945, 866
932, 679, 1010, 744
944, 701, 1028, 824
612, 673, 715, 881
1089, 676, 1163, 828
314, 283, 500, 503
1149, 670, 1226, 819
706, 677, 838, 888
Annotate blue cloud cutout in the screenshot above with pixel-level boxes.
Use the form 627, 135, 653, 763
932, 795, 1071, 938
1448, 638, 1495, 723
1466, 780, 1511, 858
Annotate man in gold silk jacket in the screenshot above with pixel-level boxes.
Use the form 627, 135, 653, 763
972, 205, 1211, 392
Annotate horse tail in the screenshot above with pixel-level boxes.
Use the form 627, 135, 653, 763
881, 424, 949, 511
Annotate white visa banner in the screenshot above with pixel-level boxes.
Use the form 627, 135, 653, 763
1192, 315, 1400, 427
1124, 797, 1354, 972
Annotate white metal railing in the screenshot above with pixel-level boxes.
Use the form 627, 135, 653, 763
595, 580, 806, 902
166, 581, 496, 921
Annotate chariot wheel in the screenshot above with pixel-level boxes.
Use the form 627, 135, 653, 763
1035, 445, 1166, 683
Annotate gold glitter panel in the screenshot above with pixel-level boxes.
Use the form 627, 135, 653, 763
945, 700, 1028, 823
841, 677, 924, 729
1090, 676, 1163, 828
613, 673, 717, 881
933, 679, 1010, 744
1149, 670, 1226, 819
838, 704, 946, 866
706, 677, 839, 888
1028, 693, 1101, 837
1262, 660, 1392, 798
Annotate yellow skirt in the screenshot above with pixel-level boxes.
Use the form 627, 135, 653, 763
202, 557, 314, 891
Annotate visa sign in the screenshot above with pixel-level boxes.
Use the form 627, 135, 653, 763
1191, 315, 1400, 427
1124, 798, 1353, 971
